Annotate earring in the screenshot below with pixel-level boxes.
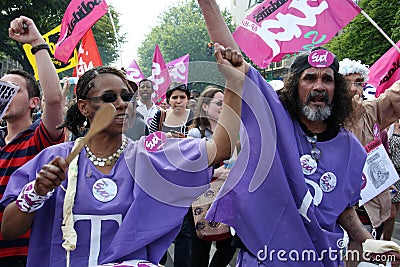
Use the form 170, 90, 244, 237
80, 117, 88, 132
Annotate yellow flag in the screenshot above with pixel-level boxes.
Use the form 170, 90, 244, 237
23, 25, 78, 80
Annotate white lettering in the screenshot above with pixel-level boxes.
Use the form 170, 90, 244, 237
74, 214, 122, 266
243, 0, 329, 57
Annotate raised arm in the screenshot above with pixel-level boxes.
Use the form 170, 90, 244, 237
197, 0, 240, 51
9, 16, 64, 141
206, 44, 249, 165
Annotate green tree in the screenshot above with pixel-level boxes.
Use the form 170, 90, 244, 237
325, 0, 400, 66
0, 0, 124, 74
137, 0, 235, 78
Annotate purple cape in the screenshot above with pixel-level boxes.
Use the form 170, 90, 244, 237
1, 138, 211, 267
206, 66, 367, 266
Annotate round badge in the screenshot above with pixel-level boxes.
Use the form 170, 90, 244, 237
300, 154, 317, 175
144, 131, 167, 152
319, 172, 337, 193
308, 49, 335, 68
361, 173, 367, 190
92, 178, 118, 202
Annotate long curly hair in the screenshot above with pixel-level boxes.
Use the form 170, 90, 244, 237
278, 70, 353, 129
189, 86, 224, 137
60, 66, 133, 137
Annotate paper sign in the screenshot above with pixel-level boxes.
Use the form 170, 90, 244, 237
0, 81, 20, 120
360, 138, 400, 205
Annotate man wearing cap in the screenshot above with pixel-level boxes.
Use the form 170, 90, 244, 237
195, 0, 378, 266
340, 58, 400, 267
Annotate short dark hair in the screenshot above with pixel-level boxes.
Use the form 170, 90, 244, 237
5, 69, 40, 98
139, 79, 153, 89
166, 83, 190, 104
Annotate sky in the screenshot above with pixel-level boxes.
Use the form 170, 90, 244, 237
106, 0, 231, 68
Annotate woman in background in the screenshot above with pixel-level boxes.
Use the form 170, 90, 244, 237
188, 86, 237, 267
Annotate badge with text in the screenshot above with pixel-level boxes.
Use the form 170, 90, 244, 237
319, 172, 337, 193
0, 81, 20, 120
300, 154, 317, 175
308, 50, 335, 68
92, 178, 118, 202
144, 131, 167, 152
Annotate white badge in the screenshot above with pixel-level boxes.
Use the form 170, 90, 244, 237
92, 178, 118, 202
320, 172, 337, 193
300, 154, 317, 175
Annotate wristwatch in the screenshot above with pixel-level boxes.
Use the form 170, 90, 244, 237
31, 43, 51, 55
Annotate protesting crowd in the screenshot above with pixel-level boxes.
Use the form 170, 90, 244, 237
0, 0, 400, 267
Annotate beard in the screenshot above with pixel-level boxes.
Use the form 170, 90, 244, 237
300, 91, 332, 121
301, 104, 332, 121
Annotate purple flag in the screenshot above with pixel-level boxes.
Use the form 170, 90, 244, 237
126, 59, 145, 85
166, 54, 190, 84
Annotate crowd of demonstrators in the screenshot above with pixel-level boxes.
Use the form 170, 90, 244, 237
339, 58, 400, 267
136, 79, 161, 127
195, 0, 400, 266
0, 32, 245, 266
0, 16, 65, 267
187, 86, 237, 267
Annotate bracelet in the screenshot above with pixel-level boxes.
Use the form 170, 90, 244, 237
16, 180, 53, 213
31, 43, 51, 55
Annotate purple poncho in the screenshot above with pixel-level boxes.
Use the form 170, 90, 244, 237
207, 66, 367, 266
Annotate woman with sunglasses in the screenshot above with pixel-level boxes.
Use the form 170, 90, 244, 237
188, 86, 237, 267
0, 42, 246, 267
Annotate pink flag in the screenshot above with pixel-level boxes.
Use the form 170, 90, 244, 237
126, 59, 145, 84
55, 0, 109, 63
166, 54, 190, 84
233, 0, 361, 68
372, 40, 400, 97
151, 45, 171, 105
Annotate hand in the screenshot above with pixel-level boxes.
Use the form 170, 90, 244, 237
34, 157, 68, 196
214, 43, 248, 81
9, 16, 46, 46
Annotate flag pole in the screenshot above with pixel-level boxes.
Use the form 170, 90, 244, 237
108, 11, 123, 66
361, 10, 400, 53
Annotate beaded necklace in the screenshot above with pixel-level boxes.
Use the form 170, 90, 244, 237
85, 136, 128, 167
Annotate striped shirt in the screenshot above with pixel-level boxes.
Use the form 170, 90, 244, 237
0, 119, 64, 258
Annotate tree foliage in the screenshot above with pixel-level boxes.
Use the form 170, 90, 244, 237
0, 0, 124, 75
137, 0, 236, 78
324, 0, 400, 66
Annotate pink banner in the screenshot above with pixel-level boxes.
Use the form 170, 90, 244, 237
126, 59, 145, 84
151, 45, 171, 105
55, 0, 108, 63
373, 40, 400, 97
233, 0, 361, 68
166, 54, 190, 84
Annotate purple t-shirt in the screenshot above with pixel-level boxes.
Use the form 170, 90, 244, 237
207, 66, 367, 266
1, 137, 211, 267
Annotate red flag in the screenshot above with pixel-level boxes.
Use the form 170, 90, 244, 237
55, 0, 108, 63
232, 0, 361, 68
73, 28, 103, 78
372, 40, 400, 97
151, 45, 171, 105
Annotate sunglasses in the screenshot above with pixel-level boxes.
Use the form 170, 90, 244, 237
347, 81, 366, 88
212, 100, 223, 107
86, 92, 134, 103
306, 133, 321, 162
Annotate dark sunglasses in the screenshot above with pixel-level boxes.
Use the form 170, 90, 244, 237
86, 92, 134, 103
212, 100, 223, 107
